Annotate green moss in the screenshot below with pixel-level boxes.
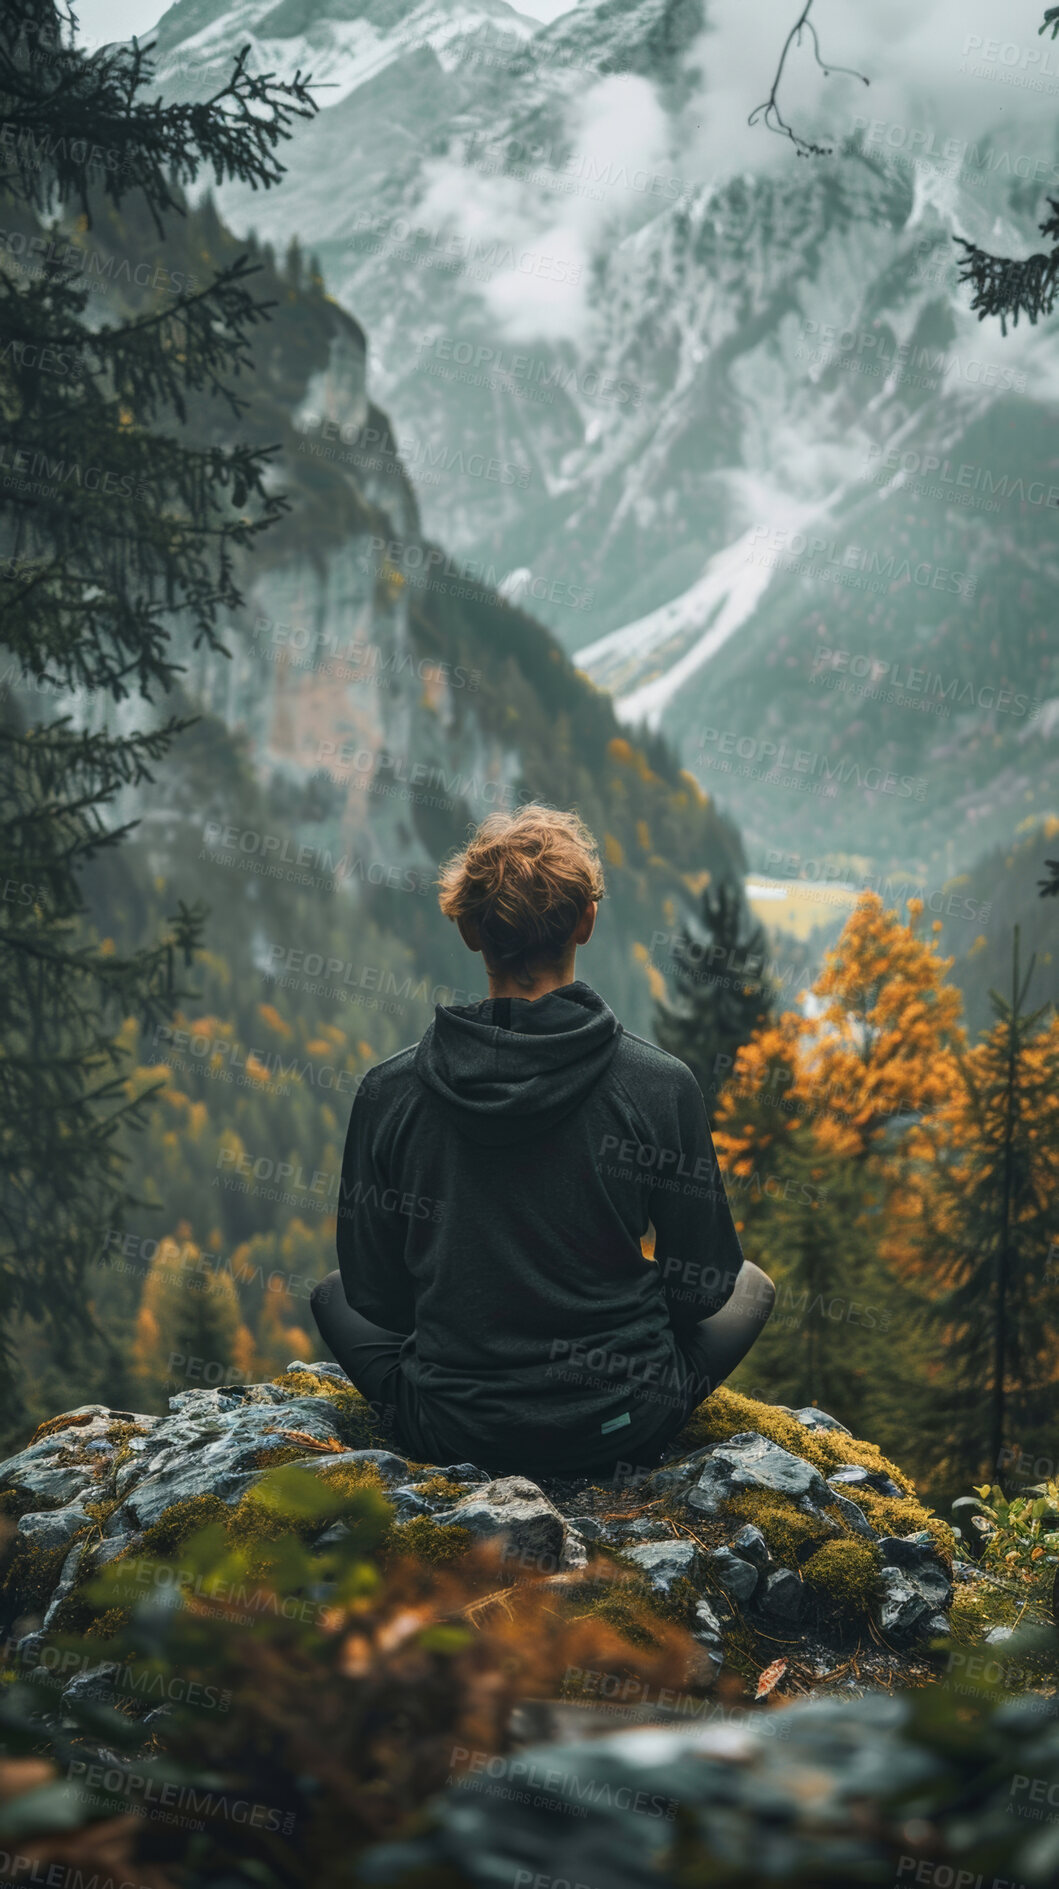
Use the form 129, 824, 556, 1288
318, 1462, 386, 1500
246, 1444, 309, 1470
115, 1494, 231, 1563
0, 1487, 37, 1521
411, 1477, 468, 1504
0, 1534, 73, 1611
384, 1518, 472, 1565
801, 1540, 881, 1619
948, 1578, 1022, 1639
677, 1388, 912, 1490
106, 1421, 152, 1448
84, 1497, 119, 1525
567, 1577, 670, 1650
85, 1605, 132, 1639
838, 1488, 955, 1564
727, 1490, 837, 1564
106, 1422, 154, 1476
648, 1572, 703, 1630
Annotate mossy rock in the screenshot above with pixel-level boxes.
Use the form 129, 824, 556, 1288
677, 1389, 953, 1563
384, 1517, 473, 1566
270, 1370, 387, 1446
317, 1461, 387, 1501
677, 1388, 913, 1492
801, 1541, 882, 1621
726, 1490, 839, 1564
412, 1477, 469, 1504
562, 1573, 679, 1650
114, 1493, 232, 1563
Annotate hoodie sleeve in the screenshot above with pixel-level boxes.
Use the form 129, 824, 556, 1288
336, 1074, 416, 1333
649, 1067, 745, 1336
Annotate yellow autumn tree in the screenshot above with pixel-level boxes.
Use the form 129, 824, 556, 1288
714, 893, 965, 1174
133, 1231, 256, 1402
710, 895, 965, 1450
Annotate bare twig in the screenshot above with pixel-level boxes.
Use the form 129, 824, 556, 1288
749, 0, 869, 158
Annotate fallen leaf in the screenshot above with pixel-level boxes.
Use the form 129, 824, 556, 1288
754, 1658, 788, 1700
273, 1429, 344, 1454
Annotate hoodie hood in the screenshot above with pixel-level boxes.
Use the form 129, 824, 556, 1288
414, 981, 622, 1146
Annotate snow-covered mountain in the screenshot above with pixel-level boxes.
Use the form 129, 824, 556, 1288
143, 0, 1059, 877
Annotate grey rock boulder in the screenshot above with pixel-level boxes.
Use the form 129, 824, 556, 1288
875, 1567, 931, 1641
826, 1490, 879, 1540
60, 1663, 119, 1712
730, 1523, 771, 1570
388, 1486, 432, 1521
793, 1407, 851, 1434
691, 1595, 726, 1645
361, 1694, 950, 1887
623, 1539, 699, 1592
3, 1462, 100, 1509
106, 1406, 395, 1535
684, 1433, 831, 1517
707, 1545, 758, 1604
611, 1517, 673, 1542
829, 1463, 904, 1500
43, 1541, 88, 1628
0, 1407, 144, 1500
17, 1504, 93, 1549
436, 1477, 586, 1572
564, 1514, 606, 1542
760, 1568, 806, 1623
878, 1537, 953, 1609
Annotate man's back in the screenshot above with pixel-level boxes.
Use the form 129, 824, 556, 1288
337, 981, 745, 1475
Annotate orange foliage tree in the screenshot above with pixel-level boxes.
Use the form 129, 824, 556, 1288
710, 896, 965, 1442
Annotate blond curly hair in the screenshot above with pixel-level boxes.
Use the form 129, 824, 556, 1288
437, 805, 605, 980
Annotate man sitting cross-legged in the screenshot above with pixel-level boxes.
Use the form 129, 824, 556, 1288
311, 804, 775, 1483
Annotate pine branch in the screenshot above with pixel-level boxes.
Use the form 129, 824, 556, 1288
0, 17, 319, 234
954, 199, 1059, 333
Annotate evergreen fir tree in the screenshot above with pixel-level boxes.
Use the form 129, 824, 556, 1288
891, 930, 1059, 1484
654, 880, 773, 1123
730, 1126, 882, 1421
0, 1, 316, 1403
285, 234, 303, 289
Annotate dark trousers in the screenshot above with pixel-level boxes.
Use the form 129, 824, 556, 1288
310, 1262, 775, 1479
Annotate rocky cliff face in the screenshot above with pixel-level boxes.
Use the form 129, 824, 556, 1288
44, 179, 746, 1039
143, 0, 1059, 877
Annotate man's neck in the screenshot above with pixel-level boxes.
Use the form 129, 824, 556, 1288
485, 957, 577, 1003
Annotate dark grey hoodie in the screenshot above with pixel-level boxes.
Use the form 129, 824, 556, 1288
336, 982, 746, 1478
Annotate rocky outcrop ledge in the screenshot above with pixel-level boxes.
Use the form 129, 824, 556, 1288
0, 1366, 955, 1702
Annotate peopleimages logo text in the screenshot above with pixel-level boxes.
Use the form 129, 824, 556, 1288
864, 444, 1059, 507
697, 729, 926, 801
800, 322, 1026, 393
